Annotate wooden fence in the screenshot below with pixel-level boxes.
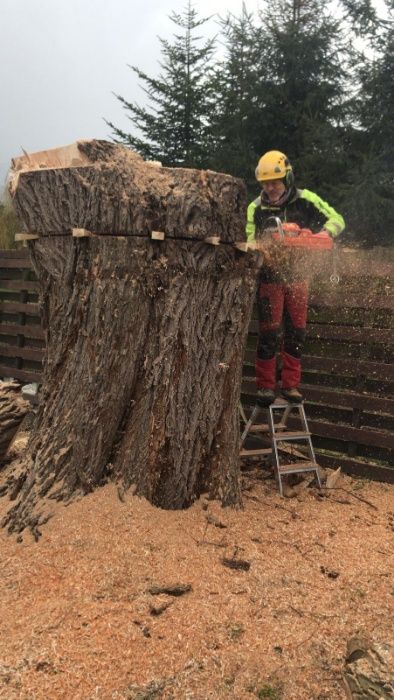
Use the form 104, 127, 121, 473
0, 249, 43, 383
1, 247, 393, 482
242, 248, 394, 482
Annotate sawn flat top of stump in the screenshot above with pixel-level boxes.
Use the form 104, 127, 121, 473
10, 140, 248, 244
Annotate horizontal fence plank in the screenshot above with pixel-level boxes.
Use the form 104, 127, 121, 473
307, 323, 394, 345
0, 249, 30, 259
315, 452, 394, 483
0, 250, 43, 385
287, 417, 394, 450
243, 350, 394, 382
309, 291, 394, 310
329, 248, 394, 277
0, 258, 34, 269
301, 383, 394, 415
240, 396, 394, 455
241, 378, 394, 416
0, 301, 40, 315
0, 364, 41, 383
0, 280, 38, 291
249, 320, 394, 344
0, 344, 44, 361
0, 322, 44, 339
303, 355, 394, 382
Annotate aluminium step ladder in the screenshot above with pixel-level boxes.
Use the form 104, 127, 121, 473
240, 397, 322, 496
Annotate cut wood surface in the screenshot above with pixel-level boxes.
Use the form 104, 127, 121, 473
11, 140, 247, 244
4, 142, 258, 535
11, 141, 92, 173
14, 233, 39, 242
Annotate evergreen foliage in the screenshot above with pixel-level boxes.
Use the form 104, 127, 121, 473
106, 1, 215, 168
108, 0, 394, 245
249, 0, 348, 194
342, 0, 394, 243
206, 6, 264, 185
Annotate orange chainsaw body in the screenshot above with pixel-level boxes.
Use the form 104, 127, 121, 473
272, 223, 333, 250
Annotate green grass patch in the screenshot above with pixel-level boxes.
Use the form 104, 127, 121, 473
0, 198, 20, 249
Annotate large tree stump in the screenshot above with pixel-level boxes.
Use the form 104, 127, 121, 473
343, 637, 394, 699
0, 382, 29, 464
4, 140, 258, 535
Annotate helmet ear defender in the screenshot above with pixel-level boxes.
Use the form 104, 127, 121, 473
285, 169, 294, 188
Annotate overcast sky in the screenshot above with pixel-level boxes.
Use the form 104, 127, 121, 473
0, 0, 260, 187
1, 0, 388, 189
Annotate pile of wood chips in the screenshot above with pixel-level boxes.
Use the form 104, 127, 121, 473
0, 454, 393, 700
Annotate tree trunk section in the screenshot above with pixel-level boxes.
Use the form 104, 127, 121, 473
0, 382, 29, 463
343, 638, 394, 699
3, 141, 257, 536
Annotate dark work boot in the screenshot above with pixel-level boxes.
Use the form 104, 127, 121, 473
281, 386, 303, 403
256, 388, 276, 407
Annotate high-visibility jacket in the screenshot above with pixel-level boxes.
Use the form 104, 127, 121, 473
246, 187, 345, 242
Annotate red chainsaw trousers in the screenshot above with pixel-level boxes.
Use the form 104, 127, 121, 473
256, 281, 308, 390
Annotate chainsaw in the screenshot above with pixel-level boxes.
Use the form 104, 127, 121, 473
262, 216, 333, 250
252, 216, 339, 284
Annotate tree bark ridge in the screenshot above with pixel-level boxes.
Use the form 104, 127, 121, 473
11, 141, 245, 243
3, 142, 257, 535
3, 236, 256, 533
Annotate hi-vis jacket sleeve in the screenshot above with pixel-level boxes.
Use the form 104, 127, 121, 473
245, 190, 345, 242
246, 199, 258, 242
301, 189, 345, 238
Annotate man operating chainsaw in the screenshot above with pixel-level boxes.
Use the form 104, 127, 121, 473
246, 150, 345, 406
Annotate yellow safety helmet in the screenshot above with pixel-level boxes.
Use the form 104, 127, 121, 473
255, 150, 294, 187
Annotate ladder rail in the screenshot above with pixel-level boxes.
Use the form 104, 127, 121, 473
298, 404, 322, 488
268, 404, 284, 496
240, 398, 322, 494
240, 404, 260, 446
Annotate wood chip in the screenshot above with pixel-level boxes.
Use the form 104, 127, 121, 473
221, 557, 251, 571
148, 583, 192, 596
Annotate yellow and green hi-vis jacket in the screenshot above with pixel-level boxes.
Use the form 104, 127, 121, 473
246, 187, 345, 242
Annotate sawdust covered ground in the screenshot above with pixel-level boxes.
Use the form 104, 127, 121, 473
0, 459, 393, 700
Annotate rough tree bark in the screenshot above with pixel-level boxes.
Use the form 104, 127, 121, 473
3, 140, 258, 537
343, 637, 394, 699
0, 382, 29, 463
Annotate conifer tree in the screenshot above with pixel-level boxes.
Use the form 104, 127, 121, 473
255, 0, 348, 193
207, 6, 264, 186
208, 1, 349, 197
106, 2, 215, 168
342, 0, 394, 243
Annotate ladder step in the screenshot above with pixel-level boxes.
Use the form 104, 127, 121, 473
278, 461, 318, 474
273, 431, 310, 441
240, 448, 272, 457
248, 422, 286, 433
